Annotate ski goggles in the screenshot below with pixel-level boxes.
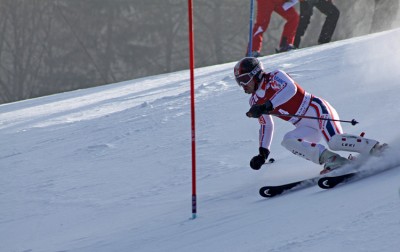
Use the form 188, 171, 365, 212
235, 65, 261, 87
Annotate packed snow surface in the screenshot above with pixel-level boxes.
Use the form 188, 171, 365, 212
1, 29, 400, 252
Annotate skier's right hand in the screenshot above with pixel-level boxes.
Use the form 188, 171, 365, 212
250, 147, 270, 170
246, 100, 274, 118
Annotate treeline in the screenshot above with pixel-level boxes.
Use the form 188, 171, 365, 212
0, 0, 398, 104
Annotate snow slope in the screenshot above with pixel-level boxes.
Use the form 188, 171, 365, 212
1, 29, 400, 252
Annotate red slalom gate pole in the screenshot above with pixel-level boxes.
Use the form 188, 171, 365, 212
188, 0, 197, 219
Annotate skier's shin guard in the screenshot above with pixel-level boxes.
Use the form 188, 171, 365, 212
328, 134, 378, 154
281, 138, 326, 164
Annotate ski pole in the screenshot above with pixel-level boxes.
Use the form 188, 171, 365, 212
269, 113, 359, 126
247, 0, 255, 57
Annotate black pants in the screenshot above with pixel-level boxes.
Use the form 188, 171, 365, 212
294, 0, 340, 48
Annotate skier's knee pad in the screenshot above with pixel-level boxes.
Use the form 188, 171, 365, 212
281, 138, 325, 164
328, 134, 378, 154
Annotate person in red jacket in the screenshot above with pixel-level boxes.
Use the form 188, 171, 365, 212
234, 57, 386, 173
250, 0, 300, 57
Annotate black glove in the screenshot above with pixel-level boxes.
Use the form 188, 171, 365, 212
246, 100, 274, 118
250, 147, 270, 170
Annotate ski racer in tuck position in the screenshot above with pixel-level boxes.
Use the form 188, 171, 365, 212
234, 57, 386, 174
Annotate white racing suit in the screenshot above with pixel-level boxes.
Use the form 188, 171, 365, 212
250, 69, 378, 165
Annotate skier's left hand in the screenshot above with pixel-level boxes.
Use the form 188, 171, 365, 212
246, 100, 273, 118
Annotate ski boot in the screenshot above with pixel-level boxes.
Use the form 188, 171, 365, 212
319, 149, 350, 175
276, 37, 296, 53
275, 44, 296, 53
250, 51, 262, 58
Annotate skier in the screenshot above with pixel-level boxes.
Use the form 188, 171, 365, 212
250, 0, 299, 57
234, 57, 386, 174
294, 0, 340, 48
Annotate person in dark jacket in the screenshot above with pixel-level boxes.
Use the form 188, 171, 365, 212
294, 0, 340, 48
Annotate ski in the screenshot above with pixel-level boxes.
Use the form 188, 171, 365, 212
259, 176, 319, 198
318, 158, 400, 189
317, 172, 356, 189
